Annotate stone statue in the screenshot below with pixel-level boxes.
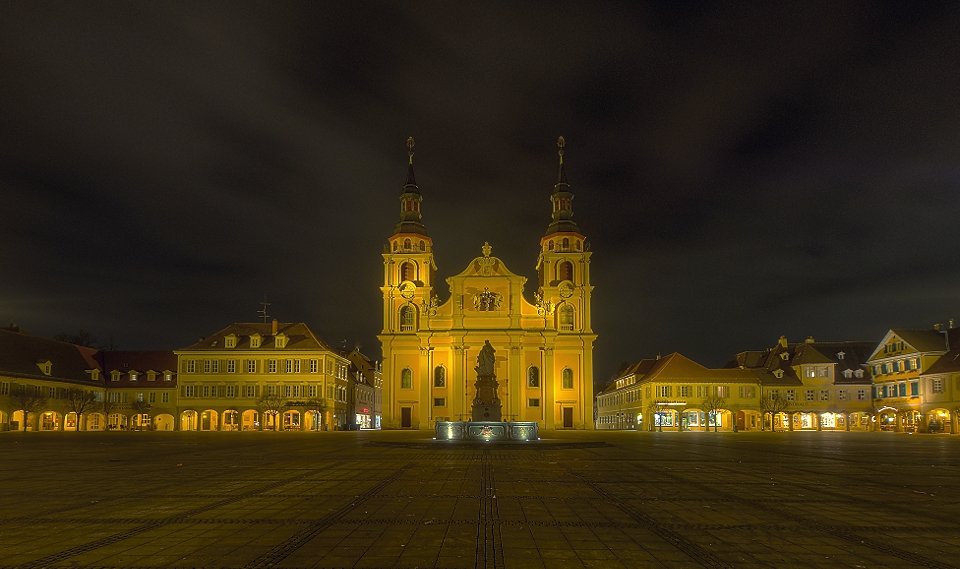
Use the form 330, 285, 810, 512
475, 340, 496, 377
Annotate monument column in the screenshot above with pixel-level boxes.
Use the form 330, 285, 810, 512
471, 340, 502, 421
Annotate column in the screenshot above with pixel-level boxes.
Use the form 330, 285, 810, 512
582, 341, 594, 429
543, 347, 555, 429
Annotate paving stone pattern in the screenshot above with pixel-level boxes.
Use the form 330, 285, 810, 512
0, 430, 958, 568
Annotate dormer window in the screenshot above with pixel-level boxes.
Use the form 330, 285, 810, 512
111, 371, 121, 382
779, 352, 789, 360
225, 334, 237, 348
843, 369, 852, 379
130, 372, 138, 381
147, 371, 156, 381
837, 352, 845, 360
164, 371, 173, 381
87, 369, 100, 381
275, 333, 288, 349
773, 369, 784, 378
36, 360, 52, 376
854, 369, 863, 378
250, 334, 261, 348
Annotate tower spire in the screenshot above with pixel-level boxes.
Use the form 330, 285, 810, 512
405, 136, 417, 188
392, 136, 428, 236
544, 136, 579, 235
557, 135, 568, 186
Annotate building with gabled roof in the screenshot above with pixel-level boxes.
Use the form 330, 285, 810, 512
344, 348, 382, 429
598, 353, 762, 431
174, 320, 351, 431
0, 326, 104, 431
96, 350, 178, 430
867, 328, 952, 432
917, 327, 960, 433
731, 336, 875, 431
596, 359, 657, 430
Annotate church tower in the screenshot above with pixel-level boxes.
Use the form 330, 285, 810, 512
534, 136, 595, 429
536, 137, 593, 336
381, 137, 438, 334
379, 138, 438, 429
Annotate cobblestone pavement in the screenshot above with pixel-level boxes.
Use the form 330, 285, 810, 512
0, 429, 958, 568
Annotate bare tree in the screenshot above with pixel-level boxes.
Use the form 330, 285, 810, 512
62, 389, 98, 431
131, 399, 153, 431
701, 393, 727, 432
256, 393, 287, 431
304, 397, 326, 431
54, 329, 100, 348
646, 400, 667, 432
760, 391, 791, 432
101, 396, 118, 430
10, 384, 47, 431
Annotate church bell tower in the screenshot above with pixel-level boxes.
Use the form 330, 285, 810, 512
381, 137, 438, 335
536, 136, 593, 336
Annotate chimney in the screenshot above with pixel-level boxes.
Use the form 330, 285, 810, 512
951, 319, 955, 329
934, 323, 941, 331
271, 319, 278, 335
805, 336, 815, 344
778, 335, 788, 348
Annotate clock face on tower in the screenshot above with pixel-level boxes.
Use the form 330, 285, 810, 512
399, 280, 416, 299
558, 281, 575, 298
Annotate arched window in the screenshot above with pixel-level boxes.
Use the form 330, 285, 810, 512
576, 239, 581, 250
527, 366, 540, 388
562, 237, 569, 249
392, 241, 398, 251
559, 304, 574, 331
399, 305, 416, 331
404, 238, 412, 250
434, 366, 446, 388
557, 261, 573, 282
548, 240, 554, 251
401, 368, 412, 389
419, 240, 425, 251
562, 368, 574, 389
400, 262, 415, 282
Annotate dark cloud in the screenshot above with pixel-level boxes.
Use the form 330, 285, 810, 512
2, 1, 959, 386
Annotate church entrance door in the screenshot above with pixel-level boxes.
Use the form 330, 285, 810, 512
562, 407, 574, 428
401, 407, 412, 428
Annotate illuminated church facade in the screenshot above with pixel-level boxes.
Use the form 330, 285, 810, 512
379, 138, 596, 430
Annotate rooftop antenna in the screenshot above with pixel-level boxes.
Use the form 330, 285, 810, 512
258, 295, 271, 323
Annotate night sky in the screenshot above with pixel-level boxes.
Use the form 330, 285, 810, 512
3, 2, 959, 387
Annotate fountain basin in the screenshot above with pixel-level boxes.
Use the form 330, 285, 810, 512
435, 421, 539, 441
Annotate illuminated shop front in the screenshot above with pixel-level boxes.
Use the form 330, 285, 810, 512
926, 409, 952, 433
